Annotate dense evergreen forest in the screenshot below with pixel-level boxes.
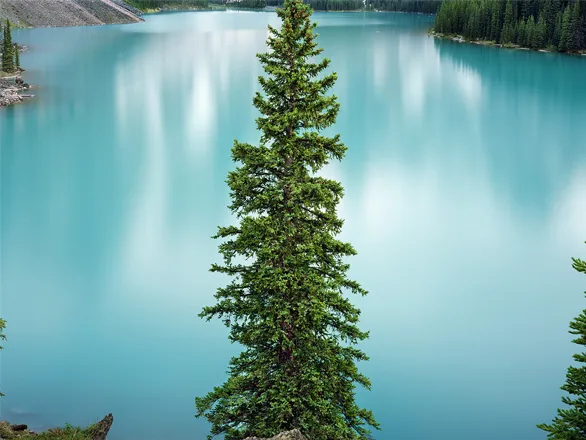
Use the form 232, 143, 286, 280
434, 0, 586, 52
266, 0, 440, 12
127, 0, 440, 12
125, 0, 210, 10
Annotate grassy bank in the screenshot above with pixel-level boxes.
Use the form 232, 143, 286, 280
0, 421, 99, 439
0, 414, 113, 440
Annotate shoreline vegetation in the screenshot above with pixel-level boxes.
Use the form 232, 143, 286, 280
124, 0, 440, 14
429, 29, 586, 56
432, 0, 586, 55
0, 414, 114, 439
1, 20, 34, 107
1, 0, 585, 437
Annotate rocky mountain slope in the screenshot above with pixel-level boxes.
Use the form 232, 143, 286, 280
0, 0, 144, 27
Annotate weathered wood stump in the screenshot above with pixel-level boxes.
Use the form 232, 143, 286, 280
91, 413, 114, 440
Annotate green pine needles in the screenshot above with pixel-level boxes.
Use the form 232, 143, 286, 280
1, 20, 15, 73
195, 0, 379, 438
538, 244, 586, 438
14, 43, 20, 70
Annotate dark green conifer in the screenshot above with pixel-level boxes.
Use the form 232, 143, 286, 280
518, 17, 528, 45
537, 244, 586, 438
543, 0, 554, 44
521, 0, 529, 19
526, 15, 536, 48
570, 0, 584, 51
490, 2, 502, 41
501, 0, 515, 44
195, 0, 379, 439
14, 43, 20, 70
559, 4, 572, 51
1, 19, 15, 73
553, 9, 563, 47
535, 12, 546, 48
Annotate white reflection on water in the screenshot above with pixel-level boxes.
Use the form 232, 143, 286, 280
122, 75, 166, 280
114, 66, 205, 294
398, 34, 482, 116
398, 34, 442, 118
112, 26, 270, 294
553, 166, 586, 245
372, 33, 388, 89
187, 54, 215, 154
454, 63, 482, 109
358, 161, 447, 243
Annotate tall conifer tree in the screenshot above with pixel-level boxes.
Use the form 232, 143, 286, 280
536, 12, 546, 48
526, 15, 536, 48
553, 9, 563, 47
501, 0, 515, 44
538, 244, 586, 438
1, 20, 15, 73
543, 0, 554, 44
571, 0, 584, 51
559, 4, 572, 51
195, 0, 379, 439
14, 43, 20, 70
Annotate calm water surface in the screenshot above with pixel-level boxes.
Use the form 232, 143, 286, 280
1, 10, 586, 440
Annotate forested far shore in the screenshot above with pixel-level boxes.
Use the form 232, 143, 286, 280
126, 0, 441, 12
434, 0, 586, 53
267, 0, 440, 12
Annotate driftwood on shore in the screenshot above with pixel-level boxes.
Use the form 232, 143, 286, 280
91, 413, 114, 440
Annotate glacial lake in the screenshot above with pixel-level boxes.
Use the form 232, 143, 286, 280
1, 10, 586, 440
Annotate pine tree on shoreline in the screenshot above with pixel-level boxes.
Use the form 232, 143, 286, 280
14, 43, 20, 71
2, 19, 15, 73
537, 244, 586, 438
195, 0, 379, 438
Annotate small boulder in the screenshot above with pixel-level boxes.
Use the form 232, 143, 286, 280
10, 423, 28, 431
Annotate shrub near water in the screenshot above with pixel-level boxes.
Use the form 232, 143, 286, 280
0, 422, 100, 440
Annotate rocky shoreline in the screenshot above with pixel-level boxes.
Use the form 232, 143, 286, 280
0, 75, 33, 107
0, 421, 37, 438
430, 30, 586, 56
0, 419, 303, 440
0, 413, 113, 439
0, 0, 143, 28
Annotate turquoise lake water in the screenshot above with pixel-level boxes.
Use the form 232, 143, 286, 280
1, 10, 586, 440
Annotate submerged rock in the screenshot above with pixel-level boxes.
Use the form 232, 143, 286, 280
244, 429, 308, 440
